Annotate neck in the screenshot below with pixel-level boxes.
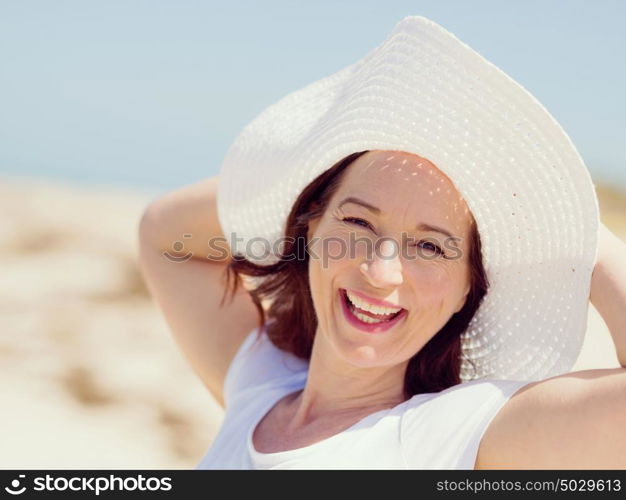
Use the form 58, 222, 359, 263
289, 331, 408, 426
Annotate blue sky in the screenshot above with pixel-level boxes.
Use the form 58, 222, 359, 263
1, 0, 625, 195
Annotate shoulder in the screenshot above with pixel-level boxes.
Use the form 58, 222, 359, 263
402, 378, 531, 419
476, 368, 626, 469
399, 378, 531, 469
223, 323, 308, 407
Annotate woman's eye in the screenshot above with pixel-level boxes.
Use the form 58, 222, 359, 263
418, 241, 444, 256
340, 218, 445, 258
342, 217, 372, 230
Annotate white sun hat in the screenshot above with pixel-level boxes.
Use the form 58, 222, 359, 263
216, 15, 600, 382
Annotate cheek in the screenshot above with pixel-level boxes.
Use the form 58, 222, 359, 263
410, 265, 464, 305
308, 225, 360, 269
324, 238, 348, 262
307, 236, 344, 298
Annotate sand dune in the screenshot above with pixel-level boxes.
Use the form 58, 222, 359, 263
0, 175, 623, 469
0, 177, 223, 469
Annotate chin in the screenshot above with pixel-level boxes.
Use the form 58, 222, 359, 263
330, 333, 397, 367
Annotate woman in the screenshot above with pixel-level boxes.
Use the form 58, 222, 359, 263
138, 17, 626, 469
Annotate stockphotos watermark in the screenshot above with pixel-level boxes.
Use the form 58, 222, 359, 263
3, 473, 172, 496
161, 232, 464, 266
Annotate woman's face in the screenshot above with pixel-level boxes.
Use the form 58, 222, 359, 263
307, 150, 474, 368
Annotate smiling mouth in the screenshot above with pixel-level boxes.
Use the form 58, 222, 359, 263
340, 288, 405, 324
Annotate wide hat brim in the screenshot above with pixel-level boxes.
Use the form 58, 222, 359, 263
217, 15, 600, 382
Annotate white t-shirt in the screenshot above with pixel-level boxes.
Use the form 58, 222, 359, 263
195, 326, 532, 470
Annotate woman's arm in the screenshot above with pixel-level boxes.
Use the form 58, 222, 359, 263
590, 222, 626, 367
139, 177, 233, 262
137, 176, 259, 406
475, 367, 626, 469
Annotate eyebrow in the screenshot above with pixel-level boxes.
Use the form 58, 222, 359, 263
338, 196, 457, 239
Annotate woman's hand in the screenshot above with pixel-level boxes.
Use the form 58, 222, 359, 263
590, 221, 626, 367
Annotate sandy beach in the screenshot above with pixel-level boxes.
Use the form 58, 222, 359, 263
0, 174, 624, 469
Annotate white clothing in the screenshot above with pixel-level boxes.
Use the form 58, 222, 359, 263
195, 326, 531, 469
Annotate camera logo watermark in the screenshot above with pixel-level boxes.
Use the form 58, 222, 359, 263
162, 233, 194, 263
4, 475, 26, 495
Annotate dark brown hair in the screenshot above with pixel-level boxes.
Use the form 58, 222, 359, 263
221, 151, 486, 398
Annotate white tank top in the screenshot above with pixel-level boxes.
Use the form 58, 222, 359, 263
195, 326, 531, 469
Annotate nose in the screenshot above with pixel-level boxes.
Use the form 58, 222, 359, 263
359, 239, 404, 287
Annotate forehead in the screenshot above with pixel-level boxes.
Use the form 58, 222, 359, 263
343, 150, 456, 191
334, 150, 474, 235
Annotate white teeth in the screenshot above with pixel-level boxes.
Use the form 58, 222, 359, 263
345, 290, 402, 316
352, 309, 390, 324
